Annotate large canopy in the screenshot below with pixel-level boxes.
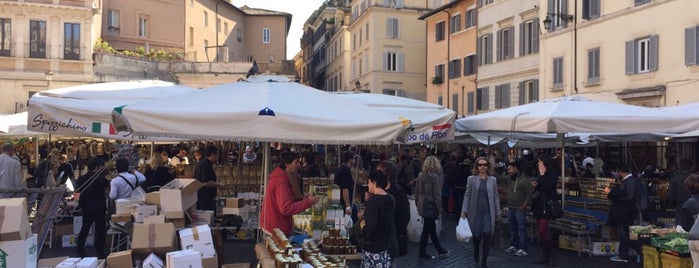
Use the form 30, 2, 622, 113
0, 112, 43, 137
28, 80, 197, 141
333, 91, 455, 143
113, 75, 410, 145
455, 96, 698, 134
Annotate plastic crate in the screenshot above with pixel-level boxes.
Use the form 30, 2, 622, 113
643, 245, 660, 268
651, 234, 690, 255
660, 252, 693, 268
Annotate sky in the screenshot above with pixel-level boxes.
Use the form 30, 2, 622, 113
233, 0, 328, 60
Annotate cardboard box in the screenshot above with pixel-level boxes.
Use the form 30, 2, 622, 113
143, 215, 165, 225
166, 250, 202, 268
0, 197, 31, 241
114, 199, 139, 215
161, 179, 203, 196
76, 257, 98, 268
131, 205, 158, 223
179, 225, 216, 257
106, 250, 132, 268
0, 233, 38, 268
110, 214, 132, 223
558, 234, 586, 252
167, 218, 185, 229
61, 234, 94, 247
143, 253, 164, 268
591, 241, 619, 256
145, 192, 161, 206
191, 210, 214, 226
38, 256, 69, 268
226, 198, 245, 208
201, 256, 218, 268
56, 257, 81, 268
131, 223, 176, 257
160, 189, 197, 219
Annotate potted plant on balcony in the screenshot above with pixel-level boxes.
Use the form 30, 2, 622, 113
432, 76, 443, 85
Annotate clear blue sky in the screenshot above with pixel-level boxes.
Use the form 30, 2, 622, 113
233, 0, 327, 60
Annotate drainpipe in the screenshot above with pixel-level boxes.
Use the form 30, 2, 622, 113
446, 8, 451, 109
573, 0, 578, 94
215, 0, 221, 62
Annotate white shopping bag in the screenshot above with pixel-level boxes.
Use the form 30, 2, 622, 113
456, 217, 472, 242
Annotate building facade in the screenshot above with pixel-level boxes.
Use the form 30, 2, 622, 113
420, 0, 478, 116
324, 7, 352, 91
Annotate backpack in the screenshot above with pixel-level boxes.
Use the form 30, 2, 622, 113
635, 178, 649, 211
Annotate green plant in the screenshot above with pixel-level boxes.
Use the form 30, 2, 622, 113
432, 76, 443, 84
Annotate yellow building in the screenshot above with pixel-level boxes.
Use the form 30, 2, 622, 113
540, 0, 699, 107
420, 0, 478, 116
349, 0, 428, 99
325, 7, 352, 91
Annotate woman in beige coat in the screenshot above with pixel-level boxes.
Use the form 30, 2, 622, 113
461, 157, 500, 268
415, 156, 449, 260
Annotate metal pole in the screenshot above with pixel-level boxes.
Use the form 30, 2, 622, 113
559, 133, 566, 207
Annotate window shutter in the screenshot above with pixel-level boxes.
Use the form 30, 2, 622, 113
398, 52, 404, 72
386, 19, 391, 37
590, 0, 600, 19
507, 27, 515, 59
382, 89, 391, 95
486, 33, 493, 64
625, 40, 635, 75
533, 18, 540, 53
547, 0, 555, 31
503, 84, 511, 108
397, 0, 404, 8
518, 81, 525, 105
496, 30, 503, 61
393, 19, 400, 38
686, 27, 697, 66
468, 92, 474, 113
561, 0, 569, 27
532, 79, 539, 101
477, 36, 482, 66
494, 85, 501, 108
649, 34, 659, 71
587, 50, 594, 80
483, 88, 489, 110
582, 0, 590, 20
519, 23, 525, 56
397, 89, 405, 97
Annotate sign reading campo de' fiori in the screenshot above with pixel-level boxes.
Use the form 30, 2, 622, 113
405, 123, 452, 143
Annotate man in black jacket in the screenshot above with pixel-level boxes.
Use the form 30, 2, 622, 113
605, 163, 642, 263
75, 158, 108, 258
666, 158, 693, 227
195, 145, 222, 212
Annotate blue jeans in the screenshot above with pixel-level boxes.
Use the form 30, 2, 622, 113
508, 207, 528, 251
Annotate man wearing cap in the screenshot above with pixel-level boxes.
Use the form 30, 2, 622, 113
504, 161, 533, 257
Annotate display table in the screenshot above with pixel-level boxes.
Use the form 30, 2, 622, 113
549, 224, 594, 257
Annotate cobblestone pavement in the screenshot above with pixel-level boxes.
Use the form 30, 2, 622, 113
392, 215, 642, 268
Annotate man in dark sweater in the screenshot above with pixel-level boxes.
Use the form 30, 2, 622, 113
75, 158, 108, 258
666, 158, 693, 226
195, 145, 222, 211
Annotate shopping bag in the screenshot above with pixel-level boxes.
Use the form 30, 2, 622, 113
456, 217, 472, 242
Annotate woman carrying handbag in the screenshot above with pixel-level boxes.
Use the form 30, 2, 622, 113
415, 156, 449, 260
462, 157, 500, 268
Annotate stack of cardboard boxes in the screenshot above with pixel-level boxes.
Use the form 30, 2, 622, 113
0, 198, 39, 268
106, 178, 220, 268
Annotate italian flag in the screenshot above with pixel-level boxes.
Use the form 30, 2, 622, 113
92, 122, 117, 135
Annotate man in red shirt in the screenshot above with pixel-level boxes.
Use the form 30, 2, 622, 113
260, 151, 318, 235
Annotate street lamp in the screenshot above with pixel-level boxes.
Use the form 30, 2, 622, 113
542, 12, 573, 29
355, 80, 361, 91
45, 70, 53, 88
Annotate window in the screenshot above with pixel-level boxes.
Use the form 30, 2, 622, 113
359, 29, 363, 46
203, 11, 208, 26
383, 0, 403, 8
107, 10, 120, 34
359, 58, 363, 75
189, 27, 194, 46
386, 18, 399, 39
587, 48, 600, 83
138, 17, 148, 38
450, 15, 461, 34
553, 57, 564, 88
463, 55, 476, 75
437, 96, 443, 106
520, 19, 539, 56
353, 33, 356, 50
635, 0, 650, 6
435, 21, 445, 41
582, 0, 600, 20
64, 23, 80, 60
477, 33, 493, 65
237, 28, 242, 41
497, 26, 514, 61
434, 64, 445, 82
478, 0, 493, 7
518, 79, 539, 104
685, 25, 699, 65
384, 52, 403, 72
263, 28, 270, 43
29, 20, 46, 58
547, 0, 569, 31
189, 0, 193, 5
625, 35, 658, 74
494, 84, 511, 109
224, 22, 228, 34
467, 92, 475, 113
0, 18, 11, 56
465, 9, 477, 28
216, 18, 221, 32
383, 89, 405, 96
452, 93, 459, 113
365, 23, 369, 40
476, 87, 489, 110
448, 59, 461, 79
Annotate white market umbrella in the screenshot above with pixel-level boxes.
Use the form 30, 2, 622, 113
113, 75, 411, 145
333, 91, 455, 143
28, 80, 197, 141
0, 112, 43, 137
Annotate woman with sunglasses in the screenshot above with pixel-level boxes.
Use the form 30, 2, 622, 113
461, 157, 500, 268
530, 154, 559, 266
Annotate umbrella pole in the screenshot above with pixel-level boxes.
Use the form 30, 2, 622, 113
258, 142, 271, 243
559, 133, 566, 207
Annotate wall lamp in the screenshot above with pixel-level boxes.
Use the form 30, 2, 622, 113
543, 12, 574, 29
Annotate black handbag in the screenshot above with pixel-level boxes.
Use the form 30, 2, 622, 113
545, 198, 564, 219
422, 200, 438, 218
